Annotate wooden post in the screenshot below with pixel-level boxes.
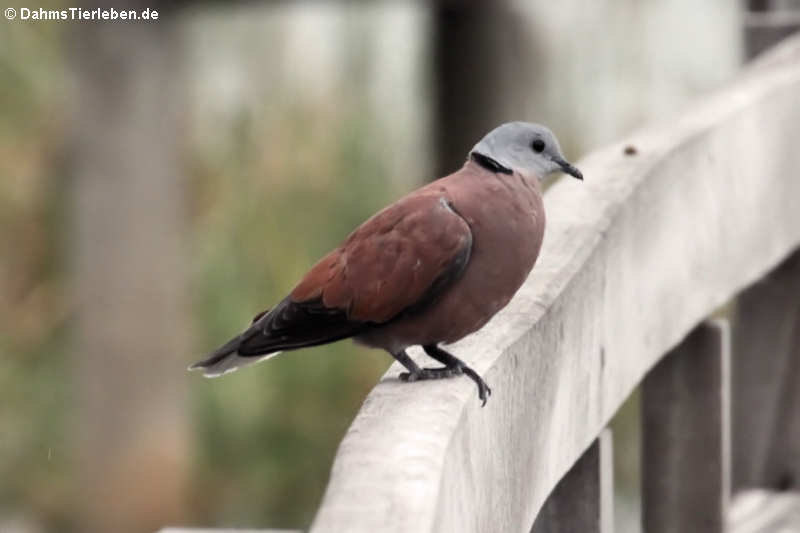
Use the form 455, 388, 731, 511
432, 0, 538, 178
744, 1, 800, 59
69, 7, 190, 532
531, 430, 614, 533
732, 248, 800, 491
642, 320, 731, 533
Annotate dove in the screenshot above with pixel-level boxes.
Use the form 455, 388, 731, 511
190, 122, 582, 405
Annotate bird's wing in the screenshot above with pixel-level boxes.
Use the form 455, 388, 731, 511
237, 190, 473, 355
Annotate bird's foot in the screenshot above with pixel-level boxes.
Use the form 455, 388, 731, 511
420, 345, 492, 407
399, 364, 490, 407
399, 366, 462, 382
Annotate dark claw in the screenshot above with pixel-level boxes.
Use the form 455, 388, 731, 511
399, 363, 490, 407
461, 366, 492, 407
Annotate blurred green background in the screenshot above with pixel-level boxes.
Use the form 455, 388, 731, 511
2, 4, 429, 531
0, 2, 748, 532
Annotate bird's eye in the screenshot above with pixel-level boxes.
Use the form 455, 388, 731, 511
531, 139, 545, 153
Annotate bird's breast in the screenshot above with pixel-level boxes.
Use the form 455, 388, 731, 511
448, 173, 545, 303
405, 172, 544, 345
355, 168, 546, 352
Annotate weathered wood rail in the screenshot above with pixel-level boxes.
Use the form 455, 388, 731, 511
163, 32, 800, 533
308, 32, 800, 533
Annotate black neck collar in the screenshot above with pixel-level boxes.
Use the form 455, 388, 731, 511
470, 152, 513, 174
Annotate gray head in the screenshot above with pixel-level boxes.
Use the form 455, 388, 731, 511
470, 122, 582, 181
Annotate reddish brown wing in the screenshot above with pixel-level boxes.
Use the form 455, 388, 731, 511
210, 190, 473, 359
291, 191, 473, 323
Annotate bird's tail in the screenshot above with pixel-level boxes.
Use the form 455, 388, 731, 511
188, 333, 281, 378
189, 296, 363, 378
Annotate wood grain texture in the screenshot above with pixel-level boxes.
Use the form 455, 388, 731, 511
642, 320, 731, 533
309, 33, 800, 533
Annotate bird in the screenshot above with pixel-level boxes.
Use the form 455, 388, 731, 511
190, 122, 582, 406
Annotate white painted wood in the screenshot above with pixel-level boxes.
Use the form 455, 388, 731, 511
599, 431, 614, 533
310, 34, 800, 533
728, 489, 800, 533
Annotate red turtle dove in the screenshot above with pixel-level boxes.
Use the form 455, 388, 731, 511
191, 122, 582, 405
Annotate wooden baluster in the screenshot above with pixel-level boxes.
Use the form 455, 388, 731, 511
745, 0, 800, 59
642, 320, 731, 533
531, 430, 614, 533
732, 248, 800, 492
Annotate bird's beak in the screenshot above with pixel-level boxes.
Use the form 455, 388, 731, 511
554, 156, 583, 181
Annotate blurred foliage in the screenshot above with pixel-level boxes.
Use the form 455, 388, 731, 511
0, 10, 75, 532
185, 94, 402, 528
1, 2, 673, 530
0, 5, 419, 530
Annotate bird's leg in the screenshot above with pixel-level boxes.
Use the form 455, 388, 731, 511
392, 349, 424, 382
392, 349, 461, 382
423, 344, 492, 407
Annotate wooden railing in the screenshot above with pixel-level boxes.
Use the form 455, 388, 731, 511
162, 32, 800, 533
307, 33, 800, 533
